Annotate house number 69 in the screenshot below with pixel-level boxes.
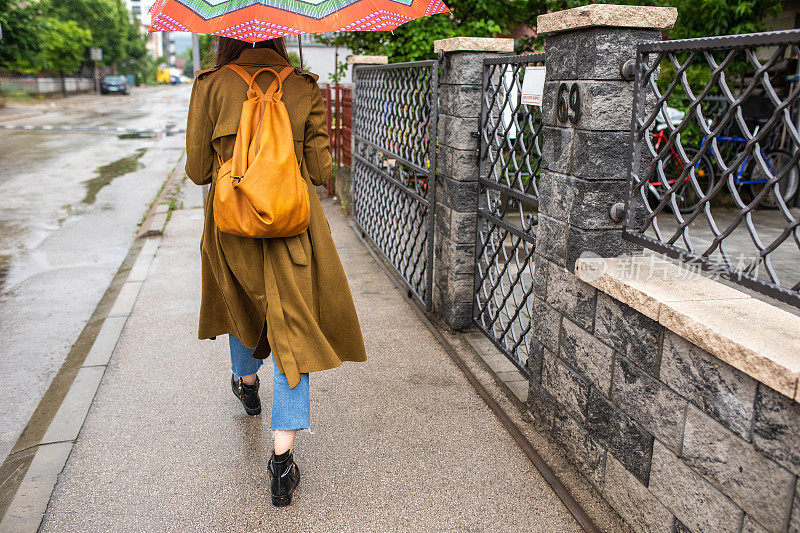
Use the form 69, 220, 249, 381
557, 82, 581, 125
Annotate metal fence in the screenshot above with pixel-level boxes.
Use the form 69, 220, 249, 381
351, 61, 439, 310
0, 77, 94, 94
321, 83, 352, 196
474, 54, 546, 375
625, 29, 800, 308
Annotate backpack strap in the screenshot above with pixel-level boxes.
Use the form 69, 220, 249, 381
223, 64, 295, 100
262, 66, 295, 99
224, 64, 266, 99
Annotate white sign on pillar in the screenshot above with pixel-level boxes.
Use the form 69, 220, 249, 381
520, 66, 546, 106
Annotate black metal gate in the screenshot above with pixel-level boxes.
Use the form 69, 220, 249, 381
351, 61, 439, 310
624, 30, 800, 309
474, 54, 546, 375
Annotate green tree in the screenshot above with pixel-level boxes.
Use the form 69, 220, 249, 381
121, 38, 158, 85
199, 34, 216, 69
181, 52, 195, 78
117, 14, 150, 78
0, 0, 51, 73
2, 0, 149, 76
287, 51, 307, 70
321, 0, 784, 62
50, 0, 144, 67
42, 19, 92, 74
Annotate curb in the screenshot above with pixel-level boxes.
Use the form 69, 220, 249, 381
137, 152, 186, 238
0, 236, 162, 532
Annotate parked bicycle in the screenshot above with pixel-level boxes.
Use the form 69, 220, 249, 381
647, 104, 799, 213
647, 107, 715, 214
705, 110, 799, 209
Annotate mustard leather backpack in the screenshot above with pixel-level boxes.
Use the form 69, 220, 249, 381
213, 64, 310, 239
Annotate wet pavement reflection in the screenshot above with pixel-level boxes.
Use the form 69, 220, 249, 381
80, 148, 146, 205
0, 84, 191, 463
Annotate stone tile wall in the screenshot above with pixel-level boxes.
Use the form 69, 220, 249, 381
526, 15, 800, 533
528, 292, 800, 532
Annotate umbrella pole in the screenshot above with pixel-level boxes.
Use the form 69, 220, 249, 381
298, 35, 303, 69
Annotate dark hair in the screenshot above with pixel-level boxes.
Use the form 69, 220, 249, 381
213, 37, 290, 66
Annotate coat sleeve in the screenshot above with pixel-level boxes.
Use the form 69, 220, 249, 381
185, 79, 214, 186
303, 84, 333, 187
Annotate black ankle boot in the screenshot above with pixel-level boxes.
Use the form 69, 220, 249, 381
231, 373, 261, 415
268, 450, 300, 507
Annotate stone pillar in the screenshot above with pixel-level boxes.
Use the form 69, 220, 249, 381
527, 0, 676, 499
536, 4, 678, 272
432, 37, 514, 330
530, 5, 677, 372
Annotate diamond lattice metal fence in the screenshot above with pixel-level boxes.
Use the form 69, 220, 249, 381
351, 61, 438, 310
626, 30, 800, 308
474, 54, 546, 375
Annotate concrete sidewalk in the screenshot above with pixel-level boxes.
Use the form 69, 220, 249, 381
36, 183, 581, 531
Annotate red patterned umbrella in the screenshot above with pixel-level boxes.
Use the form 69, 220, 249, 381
149, 0, 449, 42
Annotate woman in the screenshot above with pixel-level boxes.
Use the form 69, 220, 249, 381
185, 37, 367, 507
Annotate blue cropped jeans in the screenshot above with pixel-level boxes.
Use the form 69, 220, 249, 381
229, 334, 310, 431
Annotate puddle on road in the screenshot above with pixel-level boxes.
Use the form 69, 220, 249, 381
117, 132, 158, 140
80, 148, 146, 204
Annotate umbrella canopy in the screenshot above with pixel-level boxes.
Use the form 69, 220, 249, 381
149, 0, 449, 42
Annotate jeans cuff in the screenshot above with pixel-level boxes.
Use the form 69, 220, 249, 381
271, 427, 313, 434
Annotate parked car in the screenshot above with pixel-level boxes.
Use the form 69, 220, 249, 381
100, 75, 129, 95
170, 75, 180, 85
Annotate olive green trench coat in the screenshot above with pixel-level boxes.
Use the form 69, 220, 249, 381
185, 48, 366, 388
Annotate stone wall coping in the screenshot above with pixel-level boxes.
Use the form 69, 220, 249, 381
347, 55, 389, 65
537, 4, 678, 35
575, 256, 800, 403
433, 37, 515, 54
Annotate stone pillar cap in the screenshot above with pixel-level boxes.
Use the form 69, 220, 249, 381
347, 55, 389, 65
537, 4, 678, 35
433, 37, 514, 54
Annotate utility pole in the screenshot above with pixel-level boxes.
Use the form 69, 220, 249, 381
192, 33, 208, 205
191, 33, 201, 73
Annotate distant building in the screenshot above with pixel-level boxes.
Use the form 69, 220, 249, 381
286, 33, 353, 84
120, 0, 168, 61
161, 31, 176, 65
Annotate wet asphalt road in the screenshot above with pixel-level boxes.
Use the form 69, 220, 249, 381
0, 85, 191, 462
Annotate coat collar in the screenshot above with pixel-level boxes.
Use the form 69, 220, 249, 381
233, 48, 290, 67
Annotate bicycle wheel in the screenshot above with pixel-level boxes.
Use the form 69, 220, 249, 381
745, 149, 800, 209
660, 146, 715, 213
